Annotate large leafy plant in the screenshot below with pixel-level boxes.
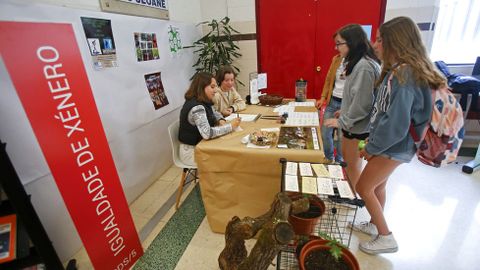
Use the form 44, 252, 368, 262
189, 17, 242, 81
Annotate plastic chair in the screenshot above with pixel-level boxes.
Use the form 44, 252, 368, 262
167, 120, 198, 210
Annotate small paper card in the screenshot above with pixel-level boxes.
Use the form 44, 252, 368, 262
328, 165, 345, 179
311, 127, 320, 150
302, 177, 318, 194
311, 164, 329, 177
284, 174, 299, 192
336, 180, 355, 199
286, 162, 298, 176
299, 162, 314, 176
316, 177, 335, 195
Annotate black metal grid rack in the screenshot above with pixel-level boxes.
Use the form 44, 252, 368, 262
275, 158, 363, 269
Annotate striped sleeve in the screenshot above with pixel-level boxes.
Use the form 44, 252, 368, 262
188, 105, 232, 140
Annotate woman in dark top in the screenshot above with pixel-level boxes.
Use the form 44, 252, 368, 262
178, 72, 241, 166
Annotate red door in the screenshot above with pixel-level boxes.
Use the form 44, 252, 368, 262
257, 0, 386, 99
256, 0, 317, 99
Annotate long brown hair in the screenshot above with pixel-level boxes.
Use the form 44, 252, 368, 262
337, 24, 379, 75
377, 16, 445, 89
184, 72, 214, 103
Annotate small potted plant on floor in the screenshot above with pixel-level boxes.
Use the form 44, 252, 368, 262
288, 193, 326, 236
298, 233, 359, 270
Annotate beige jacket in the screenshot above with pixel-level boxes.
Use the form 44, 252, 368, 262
212, 87, 246, 114
320, 54, 343, 105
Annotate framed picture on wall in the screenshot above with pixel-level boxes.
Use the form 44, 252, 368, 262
0, 214, 16, 263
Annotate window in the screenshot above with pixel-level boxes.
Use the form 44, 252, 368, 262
430, 0, 480, 64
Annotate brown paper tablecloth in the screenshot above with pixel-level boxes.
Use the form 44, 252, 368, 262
195, 104, 326, 233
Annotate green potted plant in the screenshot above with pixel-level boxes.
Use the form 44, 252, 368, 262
188, 17, 242, 80
297, 233, 360, 270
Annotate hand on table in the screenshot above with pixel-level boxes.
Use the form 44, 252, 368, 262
230, 117, 241, 129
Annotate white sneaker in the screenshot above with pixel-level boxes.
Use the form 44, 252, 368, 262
359, 233, 398, 255
349, 221, 378, 236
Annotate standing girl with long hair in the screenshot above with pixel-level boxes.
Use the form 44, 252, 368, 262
353, 16, 446, 254
324, 24, 381, 191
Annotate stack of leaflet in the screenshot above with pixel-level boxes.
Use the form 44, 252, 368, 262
283, 161, 355, 199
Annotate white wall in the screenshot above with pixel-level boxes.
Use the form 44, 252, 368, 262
199, 0, 257, 98
0, 0, 202, 263
385, 0, 440, 52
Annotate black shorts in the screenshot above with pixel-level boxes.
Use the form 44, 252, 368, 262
342, 129, 369, 140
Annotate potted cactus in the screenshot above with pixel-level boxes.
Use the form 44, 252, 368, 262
297, 233, 359, 270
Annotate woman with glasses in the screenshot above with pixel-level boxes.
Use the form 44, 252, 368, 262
324, 24, 380, 193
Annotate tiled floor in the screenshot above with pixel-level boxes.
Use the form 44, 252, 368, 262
71, 156, 480, 269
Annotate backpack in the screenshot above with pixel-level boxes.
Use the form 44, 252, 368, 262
388, 70, 465, 167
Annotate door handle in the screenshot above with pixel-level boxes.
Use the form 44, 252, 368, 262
316, 66, 321, 72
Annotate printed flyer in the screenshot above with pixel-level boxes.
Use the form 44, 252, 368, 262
144, 72, 169, 110
81, 17, 118, 69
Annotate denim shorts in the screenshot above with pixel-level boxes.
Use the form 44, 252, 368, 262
378, 147, 416, 163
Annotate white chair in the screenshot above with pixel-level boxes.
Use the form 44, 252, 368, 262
167, 120, 198, 210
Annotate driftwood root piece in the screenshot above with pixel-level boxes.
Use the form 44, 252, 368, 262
219, 192, 298, 270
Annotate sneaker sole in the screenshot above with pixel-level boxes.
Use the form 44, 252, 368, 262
359, 245, 398, 255
348, 223, 377, 236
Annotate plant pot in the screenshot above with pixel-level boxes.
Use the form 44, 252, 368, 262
295, 235, 323, 259
299, 239, 360, 270
288, 196, 326, 236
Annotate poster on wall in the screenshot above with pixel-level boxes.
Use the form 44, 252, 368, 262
167, 25, 182, 55
144, 72, 169, 110
0, 21, 143, 269
81, 17, 118, 69
134, 32, 160, 62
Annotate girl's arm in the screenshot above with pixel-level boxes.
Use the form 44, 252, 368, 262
188, 105, 232, 139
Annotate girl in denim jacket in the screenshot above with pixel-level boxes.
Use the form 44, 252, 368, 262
352, 17, 447, 255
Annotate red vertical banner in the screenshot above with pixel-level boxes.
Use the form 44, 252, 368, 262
0, 22, 143, 269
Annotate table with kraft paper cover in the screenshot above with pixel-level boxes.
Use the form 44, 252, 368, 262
195, 104, 326, 233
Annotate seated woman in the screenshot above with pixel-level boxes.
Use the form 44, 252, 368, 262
178, 72, 241, 166
212, 65, 246, 116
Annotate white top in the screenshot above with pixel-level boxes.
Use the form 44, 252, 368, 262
332, 58, 346, 99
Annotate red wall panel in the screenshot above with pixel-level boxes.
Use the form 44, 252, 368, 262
257, 0, 386, 99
